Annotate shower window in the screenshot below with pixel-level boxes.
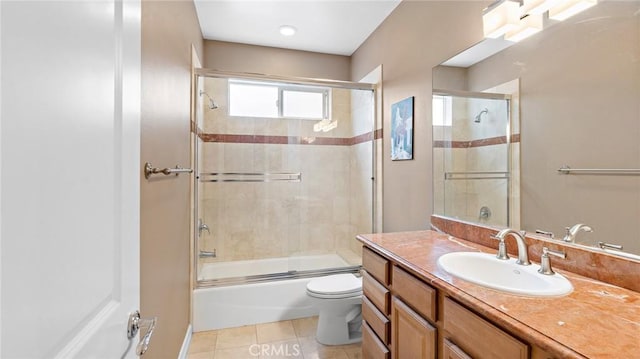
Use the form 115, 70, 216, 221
432, 95, 452, 126
229, 79, 330, 120
229, 81, 279, 118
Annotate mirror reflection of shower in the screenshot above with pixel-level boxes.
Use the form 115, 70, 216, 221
199, 90, 219, 110
432, 91, 511, 227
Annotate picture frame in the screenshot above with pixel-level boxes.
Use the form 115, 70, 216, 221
391, 96, 414, 160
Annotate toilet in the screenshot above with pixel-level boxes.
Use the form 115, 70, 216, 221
306, 273, 363, 345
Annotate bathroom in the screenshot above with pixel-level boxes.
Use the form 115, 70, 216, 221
1, 0, 638, 358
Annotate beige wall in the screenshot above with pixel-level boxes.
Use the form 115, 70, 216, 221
350, 1, 490, 232
141, 0, 203, 357
203, 40, 351, 80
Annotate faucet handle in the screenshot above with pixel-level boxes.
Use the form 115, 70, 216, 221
535, 229, 554, 239
538, 247, 566, 275
490, 235, 510, 260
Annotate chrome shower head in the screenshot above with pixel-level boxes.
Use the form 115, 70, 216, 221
475, 108, 488, 123
199, 90, 218, 110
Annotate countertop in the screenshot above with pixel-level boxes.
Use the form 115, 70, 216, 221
356, 230, 640, 359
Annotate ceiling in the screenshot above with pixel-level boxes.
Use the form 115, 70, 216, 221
193, 0, 402, 56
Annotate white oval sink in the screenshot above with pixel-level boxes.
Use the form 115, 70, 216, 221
437, 252, 573, 297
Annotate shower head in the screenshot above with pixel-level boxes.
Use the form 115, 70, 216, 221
199, 90, 218, 110
475, 108, 488, 123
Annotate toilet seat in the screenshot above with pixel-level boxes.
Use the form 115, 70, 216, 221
306, 273, 362, 299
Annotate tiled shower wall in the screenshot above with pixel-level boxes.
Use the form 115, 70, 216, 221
197, 78, 373, 265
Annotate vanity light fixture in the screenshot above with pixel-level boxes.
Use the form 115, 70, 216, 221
521, 0, 558, 15
279, 25, 297, 36
505, 13, 544, 42
548, 0, 597, 21
483, 0, 521, 38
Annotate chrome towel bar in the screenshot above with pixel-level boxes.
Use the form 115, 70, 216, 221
558, 165, 640, 175
444, 171, 509, 180
199, 172, 302, 183
144, 162, 193, 179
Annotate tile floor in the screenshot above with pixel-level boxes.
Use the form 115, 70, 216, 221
187, 316, 361, 359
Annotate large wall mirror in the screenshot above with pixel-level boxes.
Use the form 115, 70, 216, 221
432, 1, 640, 258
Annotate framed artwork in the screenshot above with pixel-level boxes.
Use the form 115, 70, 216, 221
391, 96, 414, 160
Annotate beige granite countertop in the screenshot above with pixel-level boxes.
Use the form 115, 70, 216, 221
356, 230, 640, 359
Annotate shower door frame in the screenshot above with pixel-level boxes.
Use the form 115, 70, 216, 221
432, 88, 513, 227
192, 69, 377, 288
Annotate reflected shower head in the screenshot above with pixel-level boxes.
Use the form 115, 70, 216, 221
475, 108, 488, 123
199, 90, 219, 110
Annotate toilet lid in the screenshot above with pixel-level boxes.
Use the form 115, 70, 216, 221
307, 274, 362, 296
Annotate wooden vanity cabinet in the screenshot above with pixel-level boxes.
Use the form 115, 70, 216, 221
443, 339, 472, 359
391, 297, 437, 359
443, 297, 529, 359
361, 245, 554, 359
362, 247, 439, 359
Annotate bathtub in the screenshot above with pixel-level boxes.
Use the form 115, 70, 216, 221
193, 254, 359, 331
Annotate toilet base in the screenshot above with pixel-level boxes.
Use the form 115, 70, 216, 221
315, 300, 363, 346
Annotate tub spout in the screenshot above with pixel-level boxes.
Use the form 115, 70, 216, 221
199, 250, 216, 258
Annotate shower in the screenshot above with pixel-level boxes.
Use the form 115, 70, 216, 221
432, 90, 512, 228
474, 108, 488, 123
192, 71, 377, 330
199, 90, 218, 110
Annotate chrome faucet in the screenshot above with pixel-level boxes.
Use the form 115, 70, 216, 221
198, 218, 210, 237
491, 229, 531, 266
538, 247, 566, 275
199, 249, 216, 258
562, 223, 592, 243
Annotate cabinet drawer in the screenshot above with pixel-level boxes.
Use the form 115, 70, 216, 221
443, 338, 472, 359
444, 297, 529, 359
363, 320, 390, 359
362, 295, 390, 345
363, 247, 390, 285
363, 271, 390, 315
391, 265, 437, 322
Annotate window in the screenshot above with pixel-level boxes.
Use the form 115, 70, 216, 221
432, 95, 452, 126
229, 80, 329, 120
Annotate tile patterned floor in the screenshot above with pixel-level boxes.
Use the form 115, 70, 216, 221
187, 317, 362, 359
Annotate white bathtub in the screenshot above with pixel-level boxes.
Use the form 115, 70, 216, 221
193, 254, 357, 331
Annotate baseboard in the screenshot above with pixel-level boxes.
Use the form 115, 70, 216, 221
177, 324, 192, 359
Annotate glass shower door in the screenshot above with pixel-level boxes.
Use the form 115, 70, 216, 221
194, 73, 375, 286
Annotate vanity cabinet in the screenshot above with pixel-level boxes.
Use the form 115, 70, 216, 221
443, 297, 528, 359
391, 297, 437, 359
362, 245, 551, 359
362, 247, 438, 359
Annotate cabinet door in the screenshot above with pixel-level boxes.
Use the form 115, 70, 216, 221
443, 339, 473, 359
391, 297, 436, 359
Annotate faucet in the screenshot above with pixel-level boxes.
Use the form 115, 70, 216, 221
562, 223, 592, 243
198, 218, 210, 237
538, 247, 566, 275
199, 249, 216, 258
491, 229, 531, 266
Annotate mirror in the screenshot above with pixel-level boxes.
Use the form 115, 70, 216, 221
432, 1, 640, 258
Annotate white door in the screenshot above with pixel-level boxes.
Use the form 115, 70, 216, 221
1, 0, 142, 358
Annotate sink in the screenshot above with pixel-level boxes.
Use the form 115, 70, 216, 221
437, 252, 573, 297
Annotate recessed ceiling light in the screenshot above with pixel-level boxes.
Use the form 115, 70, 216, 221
279, 25, 297, 36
